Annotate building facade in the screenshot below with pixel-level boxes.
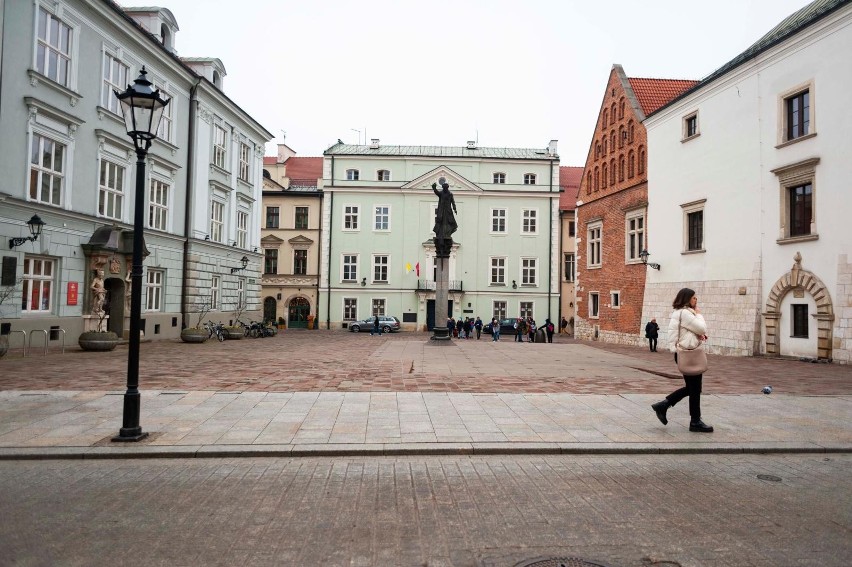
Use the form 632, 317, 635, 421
558, 166, 582, 335
642, 0, 852, 363
0, 1, 270, 348
319, 140, 561, 331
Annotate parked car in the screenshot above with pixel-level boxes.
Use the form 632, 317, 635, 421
348, 316, 402, 333
483, 317, 521, 335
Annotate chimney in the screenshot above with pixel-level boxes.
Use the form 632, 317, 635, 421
466, 140, 476, 149
548, 139, 558, 157
370, 138, 380, 149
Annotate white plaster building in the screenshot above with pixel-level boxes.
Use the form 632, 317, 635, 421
642, 0, 852, 363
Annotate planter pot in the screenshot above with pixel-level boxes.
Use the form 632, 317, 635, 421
180, 328, 209, 343
223, 327, 244, 340
78, 331, 119, 352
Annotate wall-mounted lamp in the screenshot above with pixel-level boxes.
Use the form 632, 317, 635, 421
230, 255, 249, 273
276, 293, 282, 300
9, 214, 45, 249
204, 235, 210, 241
253, 246, 258, 253
361, 277, 367, 287
639, 249, 661, 270
512, 280, 517, 289
231, 241, 237, 247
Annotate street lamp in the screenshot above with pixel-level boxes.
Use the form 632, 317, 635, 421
639, 249, 661, 271
230, 256, 249, 273
9, 214, 45, 249
112, 66, 170, 442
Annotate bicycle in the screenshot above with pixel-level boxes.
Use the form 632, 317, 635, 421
205, 320, 225, 342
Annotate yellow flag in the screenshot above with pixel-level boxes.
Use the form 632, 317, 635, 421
405, 262, 412, 273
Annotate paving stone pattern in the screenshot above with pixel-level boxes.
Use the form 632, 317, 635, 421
1, 454, 849, 567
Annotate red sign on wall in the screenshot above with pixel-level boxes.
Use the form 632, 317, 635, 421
67, 282, 78, 306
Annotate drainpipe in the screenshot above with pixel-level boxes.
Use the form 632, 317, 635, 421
315, 189, 322, 327
325, 156, 334, 329
548, 159, 554, 320
180, 79, 201, 328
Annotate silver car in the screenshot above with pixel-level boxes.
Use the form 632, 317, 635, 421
348, 316, 401, 333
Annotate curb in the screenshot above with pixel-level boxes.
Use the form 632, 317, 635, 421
1, 442, 849, 460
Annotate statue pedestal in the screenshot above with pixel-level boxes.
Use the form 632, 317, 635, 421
430, 253, 452, 343
82, 314, 108, 332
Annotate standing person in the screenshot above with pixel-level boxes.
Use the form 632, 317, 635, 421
645, 318, 660, 352
456, 317, 464, 339
463, 317, 471, 340
560, 316, 568, 334
474, 317, 483, 340
491, 317, 500, 342
651, 288, 713, 433
371, 315, 381, 336
545, 319, 555, 343
527, 317, 536, 343
447, 317, 455, 338
515, 317, 525, 342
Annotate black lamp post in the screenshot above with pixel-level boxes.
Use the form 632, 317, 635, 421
112, 66, 170, 442
9, 214, 45, 249
230, 256, 249, 274
639, 249, 661, 271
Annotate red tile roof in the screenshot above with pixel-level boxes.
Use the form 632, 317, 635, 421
559, 166, 583, 210
628, 78, 699, 116
263, 156, 277, 166
284, 157, 323, 181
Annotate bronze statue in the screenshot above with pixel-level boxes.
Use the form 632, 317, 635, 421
432, 181, 457, 257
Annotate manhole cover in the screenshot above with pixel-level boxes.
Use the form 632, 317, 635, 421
756, 474, 782, 482
514, 558, 616, 567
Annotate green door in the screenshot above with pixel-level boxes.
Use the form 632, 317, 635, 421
288, 297, 310, 328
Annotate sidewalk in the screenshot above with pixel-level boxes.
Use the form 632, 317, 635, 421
1, 333, 850, 458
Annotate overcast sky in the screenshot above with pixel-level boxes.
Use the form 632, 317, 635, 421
125, 0, 813, 165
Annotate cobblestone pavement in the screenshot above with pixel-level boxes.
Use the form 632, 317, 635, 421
1, 454, 849, 567
1, 331, 850, 395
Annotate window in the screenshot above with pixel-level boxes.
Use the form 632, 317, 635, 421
343, 298, 358, 321
238, 143, 250, 182
266, 206, 279, 229
626, 211, 645, 261
236, 211, 248, 248
372, 299, 385, 317
619, 98, 625, 119
145, 269, 163, 312
155, 84, 173, 143
264, 249, 278, 274
29, 133, 65, 206
211, 276, 220, 310
491, 209, 507, 233
295, 207, 309, 230
610, 159, 616, 185
602, 137, 607, 155
520, 302, 533, 319
684, 112, 699, 139
610, 131, 616, 152
792, 304, 808, 338
638, 147, 646, 174
342, 255, 358, 282
602, 110, 608, 129
377, 169, 390, 181
493, 172, 506, 184
773, 158, 819, 242
493, 301, 507, 320
602, 163, 608, 189
681, 200, 706, 252
36, 7, 73, 87
594, 167, 599, 191
628, 121, 635, 143
213, 125, 227, 169
619, 155, 625, 181
587, 223, 602, 267
589, 292, 600, 319
343, 205, 359, 230
210, 201, 224, 243
618, 126, 625, 148
346, 169, 359, 181
22, 256, 54, 313
610, 291, 620, 309
237, 278, 245, 310
374, 205, 390, 231
101, 53, 128, 114
628, 151, 635, 178
373, 255, 388, 283
523, 173, 536, 185
98, 160, 125, 220
569, 221, 575, 237
148, 179, 169, 231
521, 258, 537, 286
490, 257, 506, 285
522, 209, 537, 234
294, 250, 307, 275
785, 89, 810, 141
564, 253, 575, 282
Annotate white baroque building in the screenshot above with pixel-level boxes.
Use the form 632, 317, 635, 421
0, 1, 270, 347
642, 0, 852, 363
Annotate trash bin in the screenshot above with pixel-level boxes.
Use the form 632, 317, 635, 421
535, 328, 546, 343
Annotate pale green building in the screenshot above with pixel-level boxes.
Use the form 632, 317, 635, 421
319, 140, 561, 331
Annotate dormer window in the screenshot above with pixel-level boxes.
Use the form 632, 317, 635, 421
523, 173, 536, 185
493, 172, 506, 184
212, 70, 221, 88
377, 169, 390, 181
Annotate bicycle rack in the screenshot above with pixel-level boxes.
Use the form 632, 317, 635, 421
28, 329, 49, 356
52, 328, 67, 354
7, 330, 28, 357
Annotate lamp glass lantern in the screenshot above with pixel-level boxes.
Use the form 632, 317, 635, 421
9, 214, 46, 249
114, 67, 170, 151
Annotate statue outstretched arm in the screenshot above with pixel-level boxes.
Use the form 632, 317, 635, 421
432, 183, 439, 197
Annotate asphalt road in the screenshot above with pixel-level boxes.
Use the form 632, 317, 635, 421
1, 454, 849, 567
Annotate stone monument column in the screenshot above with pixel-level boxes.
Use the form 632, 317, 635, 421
433, 254, 450, 340
431, 178, 456, 342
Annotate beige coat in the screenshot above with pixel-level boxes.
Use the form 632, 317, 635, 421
667, 308, 707, 352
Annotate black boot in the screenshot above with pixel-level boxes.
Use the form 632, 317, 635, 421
651, 400, 670, 425
689, 420, 714, 433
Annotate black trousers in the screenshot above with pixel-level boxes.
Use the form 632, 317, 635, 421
667, 354, 702, 420
648, 337, 657, 351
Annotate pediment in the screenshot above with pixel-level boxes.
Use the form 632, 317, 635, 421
400, 166, 482, 192
260, 234, 285, 245
288, 235, 314, 246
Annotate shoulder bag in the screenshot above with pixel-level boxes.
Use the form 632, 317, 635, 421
676, 310, 708, 375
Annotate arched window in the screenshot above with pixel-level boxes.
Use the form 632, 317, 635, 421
611, 103, 616, 120
628, 150, 635, 178
603, 110, 608, 129
595, 143, 600, 159
587, 171, 592, 194
602, 137, 607, 156
594, 167, 599, 191
619, 98, 625, 119
619, 126, 625, 148
619, 155, 626, 181
610, 159, 616, 185
628, 120, 635, 143
602, 163, 608, 189
638, 147, 646, 175
610, 130, 616, 152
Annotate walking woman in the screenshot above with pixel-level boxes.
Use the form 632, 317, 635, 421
651, 288, 713, 432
